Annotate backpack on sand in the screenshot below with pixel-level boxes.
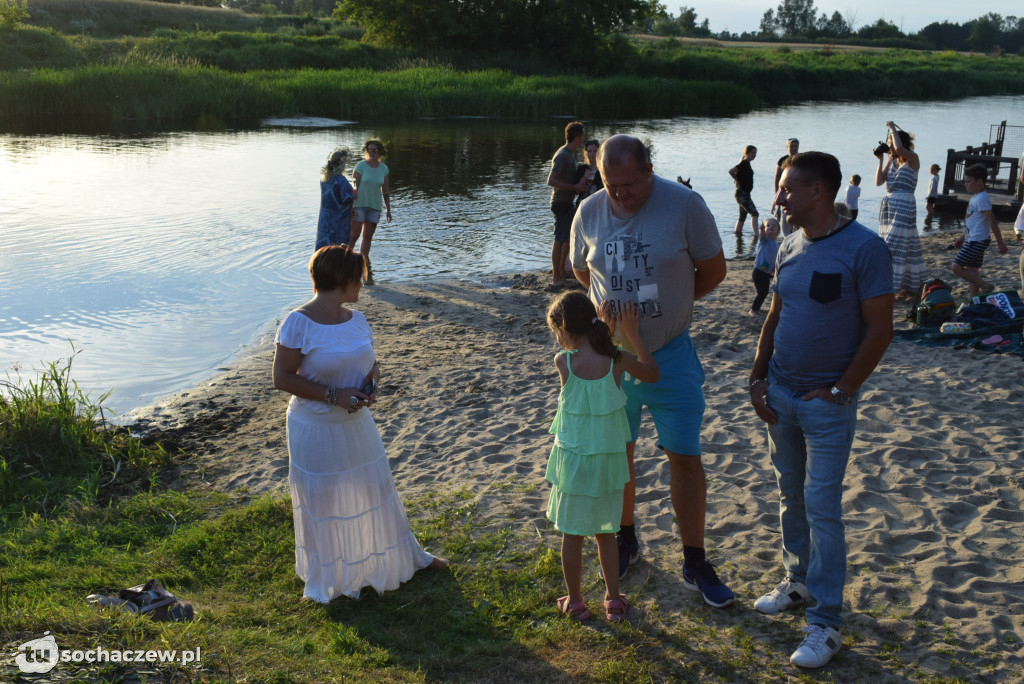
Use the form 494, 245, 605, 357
908, 278, 955, 326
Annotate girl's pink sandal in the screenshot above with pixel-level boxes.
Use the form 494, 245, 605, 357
604, 594, 629, 622
556, 596, 591, 621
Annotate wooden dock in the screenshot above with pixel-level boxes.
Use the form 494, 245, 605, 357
934, 192, 1022, 222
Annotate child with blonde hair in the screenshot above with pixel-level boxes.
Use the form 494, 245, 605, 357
545, 291, 659, 622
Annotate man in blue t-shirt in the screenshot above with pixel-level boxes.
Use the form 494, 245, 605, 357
748, 152, 894, 669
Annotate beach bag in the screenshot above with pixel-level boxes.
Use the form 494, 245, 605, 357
951, 302, 1012, 328
971, 290, 1024, 321
87, 579, 195, 621
909, 278, 955, 326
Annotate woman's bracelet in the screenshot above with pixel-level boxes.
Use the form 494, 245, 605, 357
323, 385, 338, 406
748, 378, 768, 391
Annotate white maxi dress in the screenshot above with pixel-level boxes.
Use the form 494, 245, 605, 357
276, 309, 434, 602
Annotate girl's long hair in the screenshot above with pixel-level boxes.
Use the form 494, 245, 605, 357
547, 291, 620, 360
321, 148, 348, 183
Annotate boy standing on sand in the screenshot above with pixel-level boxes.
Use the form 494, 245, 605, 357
925, 164, 941, 227
951, 164, 1008, 297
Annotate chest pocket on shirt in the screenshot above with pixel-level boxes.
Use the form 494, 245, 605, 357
809, 271, 842, 304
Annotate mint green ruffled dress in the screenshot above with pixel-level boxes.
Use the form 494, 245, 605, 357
546, 351, 632, 536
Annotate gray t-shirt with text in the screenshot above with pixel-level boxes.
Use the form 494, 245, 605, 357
550, 145, 578, 207
769, 220, 893, 392
570, 175, 723, 353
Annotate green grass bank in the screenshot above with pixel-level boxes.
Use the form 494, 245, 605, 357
2, 2, 1024, 129
1, 357, 1001, 683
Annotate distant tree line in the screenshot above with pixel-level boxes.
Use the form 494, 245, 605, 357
751, 0, 1022, 53
634, 0, 1022, 53
162, 0, 1023, 55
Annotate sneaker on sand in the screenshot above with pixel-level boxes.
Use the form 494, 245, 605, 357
754, 579, 811, 614
682, 559, 735, 608
790, 624, 842, 668
602, 533, 640, 581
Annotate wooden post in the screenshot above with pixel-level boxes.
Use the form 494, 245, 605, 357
942, 149, 956, 195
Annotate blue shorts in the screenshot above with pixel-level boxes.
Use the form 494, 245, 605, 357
353, 206, 381, 224
621, 331, 705, 456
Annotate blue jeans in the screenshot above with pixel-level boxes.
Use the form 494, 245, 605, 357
765, 379, 858, 629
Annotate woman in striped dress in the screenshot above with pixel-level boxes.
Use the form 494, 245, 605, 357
874, 121, 925, 297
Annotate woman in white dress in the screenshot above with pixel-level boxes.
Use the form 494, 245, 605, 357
273, 245, 447, 603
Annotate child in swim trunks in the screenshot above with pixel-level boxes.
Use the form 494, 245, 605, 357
951, 163, 1008, 297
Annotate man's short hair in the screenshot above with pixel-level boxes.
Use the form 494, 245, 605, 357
565, 121, 584, 143
783, 151, 842, 198
598, 135, 649, 171
964, 163, 989, 183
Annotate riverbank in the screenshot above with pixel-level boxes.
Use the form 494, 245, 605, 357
3, 22, 1024, 129
125, 231, 1024, 680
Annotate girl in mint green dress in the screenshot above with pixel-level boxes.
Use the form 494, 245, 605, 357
545, 291, 660, 622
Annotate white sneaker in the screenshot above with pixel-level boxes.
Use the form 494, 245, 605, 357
754, 579, 811, 614
790, 624, 842, 668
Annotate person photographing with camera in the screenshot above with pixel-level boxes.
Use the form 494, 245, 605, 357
874, 121, 925, 298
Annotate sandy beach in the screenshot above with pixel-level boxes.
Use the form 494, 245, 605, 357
129, 231, 1024, 680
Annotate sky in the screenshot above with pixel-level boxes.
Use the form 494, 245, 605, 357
683, 2, 1022, 36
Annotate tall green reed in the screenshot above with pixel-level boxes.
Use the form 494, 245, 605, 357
0, 346, 167, 516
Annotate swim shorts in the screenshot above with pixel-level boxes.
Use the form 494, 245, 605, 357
954, 239, 990, 269
621, 331, 705, 456
552, 203, 573, 242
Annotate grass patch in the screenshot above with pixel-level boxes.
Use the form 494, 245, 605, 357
0, 64, 758, 126
1, 484, 667, 682
1, 349, 167, 517
20, 0, 259, 37
3, 361, 1019, 682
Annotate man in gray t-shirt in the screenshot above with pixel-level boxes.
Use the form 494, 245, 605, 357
571, 135, 734, 607
748, 152, 893, 669
547, 121, 588, 288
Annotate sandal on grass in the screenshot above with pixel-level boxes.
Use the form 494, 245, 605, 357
556, 596, 591, 621
604, 594, 629, 622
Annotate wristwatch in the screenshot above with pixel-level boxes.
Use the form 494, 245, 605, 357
830, 386, 851, 405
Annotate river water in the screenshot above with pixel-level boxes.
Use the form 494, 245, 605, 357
2, 95, 1022, 416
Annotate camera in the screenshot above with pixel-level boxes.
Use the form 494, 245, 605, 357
873, 141, 890, 156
